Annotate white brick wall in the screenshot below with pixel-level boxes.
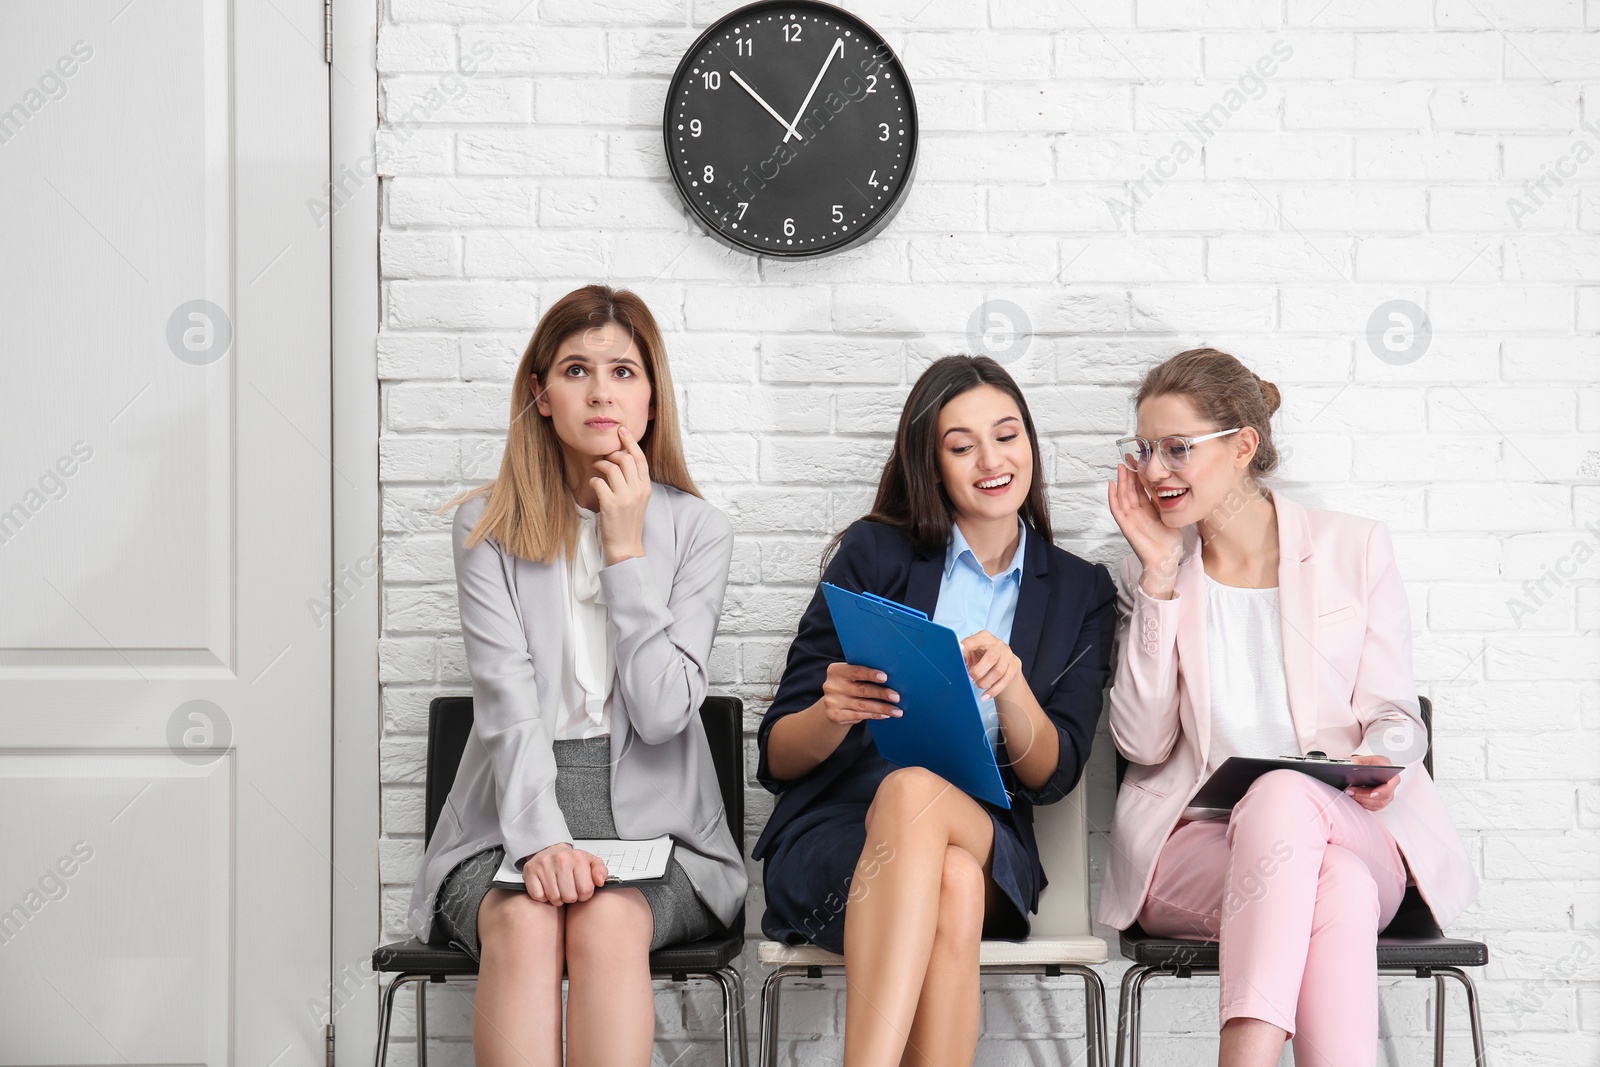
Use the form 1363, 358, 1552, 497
372, 2, 1600, 1063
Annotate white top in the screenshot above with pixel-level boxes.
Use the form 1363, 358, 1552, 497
1182, 572, 1297, 819
554, 505, 614, 740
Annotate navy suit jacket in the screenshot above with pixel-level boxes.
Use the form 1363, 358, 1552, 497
753, 517, 1117, 906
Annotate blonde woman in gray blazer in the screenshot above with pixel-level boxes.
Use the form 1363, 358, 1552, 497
406, 285, 745, 1066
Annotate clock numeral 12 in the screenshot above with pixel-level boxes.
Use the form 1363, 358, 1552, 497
784, 23, 802, 42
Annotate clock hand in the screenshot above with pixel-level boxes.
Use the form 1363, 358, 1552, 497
783, 37, 844, 144
728, 69, 805, 141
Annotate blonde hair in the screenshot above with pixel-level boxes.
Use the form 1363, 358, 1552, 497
1134, 347, 1283, 478
440, 284, 700, 562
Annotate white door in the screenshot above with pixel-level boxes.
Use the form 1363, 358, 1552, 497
0, 1, 332, 1063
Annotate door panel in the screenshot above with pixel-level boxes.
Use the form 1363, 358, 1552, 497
0, 0, 332, 1062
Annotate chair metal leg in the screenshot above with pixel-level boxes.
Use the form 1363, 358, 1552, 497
1068, 964, 1109, 1067
374, 974, 423, 1067
1115, 965, 1154, 1067
729, 965, 751, 1067
705, 967, 743, 1067
758, 967, 794, 1067
1433, 974, 1447, 1067
415, 979, 428, 1067
1438, 967, 1487, 1067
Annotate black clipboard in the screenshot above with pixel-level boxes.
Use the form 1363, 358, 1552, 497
1188, 756, 1402, 810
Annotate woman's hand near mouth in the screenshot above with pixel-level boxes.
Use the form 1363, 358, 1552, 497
1108, 461, 1184, 599
591, 424, 651, 565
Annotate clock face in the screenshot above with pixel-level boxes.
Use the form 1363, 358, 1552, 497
664, 0, 917, 258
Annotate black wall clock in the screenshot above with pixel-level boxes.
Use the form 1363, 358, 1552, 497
663, 0, 918, 258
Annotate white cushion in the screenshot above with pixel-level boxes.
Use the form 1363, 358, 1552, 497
758, 936, 1107, 968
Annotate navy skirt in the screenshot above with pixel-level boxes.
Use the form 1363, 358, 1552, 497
760, 751, 1034, 955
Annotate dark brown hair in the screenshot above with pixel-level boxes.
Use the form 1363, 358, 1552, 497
440, 284, 699, 562
1134, 347, 1283, 478
824, 355, 1052, 566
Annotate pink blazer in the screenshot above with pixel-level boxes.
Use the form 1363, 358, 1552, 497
1097, 490, 1478, 932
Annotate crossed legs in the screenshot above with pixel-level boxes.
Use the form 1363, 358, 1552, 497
841, 766, 1006, 1067
1137, 770, 1408, 1067
472, 884, 656, 1067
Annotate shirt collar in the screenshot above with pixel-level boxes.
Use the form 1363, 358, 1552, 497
944, 517, 1026, 582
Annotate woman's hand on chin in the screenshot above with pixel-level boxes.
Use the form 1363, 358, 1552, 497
591, 423, 651, 565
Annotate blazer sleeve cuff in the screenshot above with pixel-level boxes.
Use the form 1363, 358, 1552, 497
503, 803, 575, 871
597, 554, 671, 629
1129, 581, 1181, 656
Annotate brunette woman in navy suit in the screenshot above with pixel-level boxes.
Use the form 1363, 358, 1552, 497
753, 355, 1117, 1066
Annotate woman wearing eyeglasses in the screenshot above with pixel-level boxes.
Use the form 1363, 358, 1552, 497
1099, 348, 1477, 1067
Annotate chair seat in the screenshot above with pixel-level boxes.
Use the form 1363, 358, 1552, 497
649, 929, 746, 973
1119, 930, 1488, 971
373, 928, 746, 978
373, 939, 479, 976
759, 935, 1108, 969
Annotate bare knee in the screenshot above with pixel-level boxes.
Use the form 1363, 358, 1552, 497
478, 889, 562, 958
865, 766, 952, 835
934, 846, 986, 944
564, 889, 652, 971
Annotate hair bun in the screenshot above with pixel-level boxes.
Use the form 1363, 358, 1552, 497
1254, 373, 1282, 416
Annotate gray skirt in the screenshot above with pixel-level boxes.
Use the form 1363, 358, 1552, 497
431, 736, 720, 959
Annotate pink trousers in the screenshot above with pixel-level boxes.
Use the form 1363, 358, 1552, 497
1137, 769, 1408, 1067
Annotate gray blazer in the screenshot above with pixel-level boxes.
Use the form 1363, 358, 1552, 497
406, 483, 747, 942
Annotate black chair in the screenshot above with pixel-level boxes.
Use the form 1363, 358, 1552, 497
371, 694, 750, 1067
1113, 696, 1488, 1067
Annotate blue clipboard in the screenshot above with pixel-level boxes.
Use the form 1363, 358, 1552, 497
820, 583, 1011, 809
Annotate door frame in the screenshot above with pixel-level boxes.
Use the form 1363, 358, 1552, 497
330, 0, 381, 1062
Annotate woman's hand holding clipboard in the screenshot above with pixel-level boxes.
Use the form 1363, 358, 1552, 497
1344, 754, 1401, 811
815, 662, 903, 725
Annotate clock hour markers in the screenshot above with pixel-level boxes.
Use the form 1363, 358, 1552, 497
663, 2, 916, 258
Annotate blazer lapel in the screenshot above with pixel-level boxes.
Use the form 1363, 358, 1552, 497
904, 550, 944, 618
1011, 523, 1049, 684
1172, 526, 1212, 768
1272, 492, 1320, 754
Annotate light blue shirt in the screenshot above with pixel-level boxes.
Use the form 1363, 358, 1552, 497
931, 518, 1026, 750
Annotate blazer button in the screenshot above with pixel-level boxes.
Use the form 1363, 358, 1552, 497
1143, 641, 1157, 654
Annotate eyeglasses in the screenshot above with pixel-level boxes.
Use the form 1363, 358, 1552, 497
1115, 428, 1240, 472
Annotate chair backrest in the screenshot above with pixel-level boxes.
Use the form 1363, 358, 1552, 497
1418, 695, 1434, 777
422, 694, 746, 860
1030, 781, 1096, 937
